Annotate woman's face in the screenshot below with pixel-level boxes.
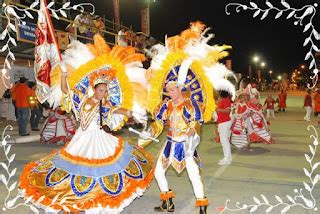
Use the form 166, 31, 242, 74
94, 84, 108, 100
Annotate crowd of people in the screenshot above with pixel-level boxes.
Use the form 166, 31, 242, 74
214, 79, 275, 166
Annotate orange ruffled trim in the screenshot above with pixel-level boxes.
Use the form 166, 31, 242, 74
19, 148, 154, 212
195, 198, 209, 207
59, 138, 123, 166
160, 190, 175, 200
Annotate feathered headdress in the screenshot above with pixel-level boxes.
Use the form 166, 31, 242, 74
147, 21, 237, 122
48, 34, 147, 127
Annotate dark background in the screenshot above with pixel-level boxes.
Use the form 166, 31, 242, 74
73, 0, 320, 76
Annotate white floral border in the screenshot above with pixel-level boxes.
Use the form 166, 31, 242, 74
0, 0, 95, 89
225, 0, 319, 89
216, 1, 320, 212
216, 125, 319, 213
0, 1, 95, 212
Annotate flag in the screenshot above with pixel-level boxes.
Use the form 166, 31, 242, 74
34, 0, 61, 104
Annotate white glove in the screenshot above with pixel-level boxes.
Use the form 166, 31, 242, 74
139, 130, 151, 140
132, 112, 148, 124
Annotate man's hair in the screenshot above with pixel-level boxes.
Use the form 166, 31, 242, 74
219, 90, 230, 98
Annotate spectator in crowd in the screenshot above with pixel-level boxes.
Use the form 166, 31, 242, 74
278, 89, 287, 112
29, 82, 42, 131
303, 89, 312, 122
10, 81, 19, 121
93, 16, 105, 36
11, 77, 33, 136
117, 28, 127, 46
66, 23, 76, 42
313, 88, 320, 117
264, 94, 276, 119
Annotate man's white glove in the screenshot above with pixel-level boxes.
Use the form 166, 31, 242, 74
139, 130, 152, 140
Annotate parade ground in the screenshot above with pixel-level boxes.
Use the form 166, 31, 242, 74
0, 91, 319, 214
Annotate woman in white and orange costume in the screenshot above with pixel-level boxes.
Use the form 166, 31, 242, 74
19, 34, 154, 213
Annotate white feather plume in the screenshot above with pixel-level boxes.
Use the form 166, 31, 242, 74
60, 40, 94, 70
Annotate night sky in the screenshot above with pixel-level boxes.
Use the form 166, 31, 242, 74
77, 0, 319, 76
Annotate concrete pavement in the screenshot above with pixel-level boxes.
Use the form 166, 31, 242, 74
0, 92, 319, 214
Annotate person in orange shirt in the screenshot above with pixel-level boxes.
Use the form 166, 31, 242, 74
10, 81, 19, 121
313, 89, 320, 126
12, 77, 33, 136
29, 82, 42, 131
278, 89, 287, 112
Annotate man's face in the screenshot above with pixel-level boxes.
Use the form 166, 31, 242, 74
94, 84, 108, 100
166, 84, 182, 101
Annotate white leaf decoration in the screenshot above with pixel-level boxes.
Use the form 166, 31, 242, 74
47, 1, 55, 8
275, 195, 283, 203
1, 29, 8, 40
5, 145, 11, 155
312, 44, 319, 52
37, 195, 45, 203
275, 11, 283, 19
10, 38, 17, 46
8, 23, 16, 32
313, 29, 320, 40
309, 59, 315, 69
304, 154, 311, 163
9, 52, 16, 60
312, 162, 319, 171
6, 197, 18, 208
30, 1, 39, 9
313, 174, 319, 185
250, 206, 258, 212
10, 168, 16, 177
261, 11, 269, 20
25, 10, 34, 19
266, 206, 273, 213
305, 52, 311, 60
253, 10, 260, 18
63, 2, 70, 8
304, 23, 312, 33
5, 59, 11, 69
313, 139, 318, 146
250, 2, 258, 8
303, 168, 310, 177
266, 1, 273, 8
309, 145, 315, 155
286, 195, 295, 204
260, 194, 269, 204
25, 196, 33, 204
253, 196, 260, 204
1, 162, 8, 170
281, 205, 290, 213
287, 10, 295, 19
9, 154, 15, 163
1, 44, 8, 52
0, 174, 8, 185
8, 181, 17, 191
60, 10, 67, 18
10, 168, 17, 177
303, 182, 311, 191
281, 1, 290, 9
51, 10, 60, 20
30, 205, 39, 214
